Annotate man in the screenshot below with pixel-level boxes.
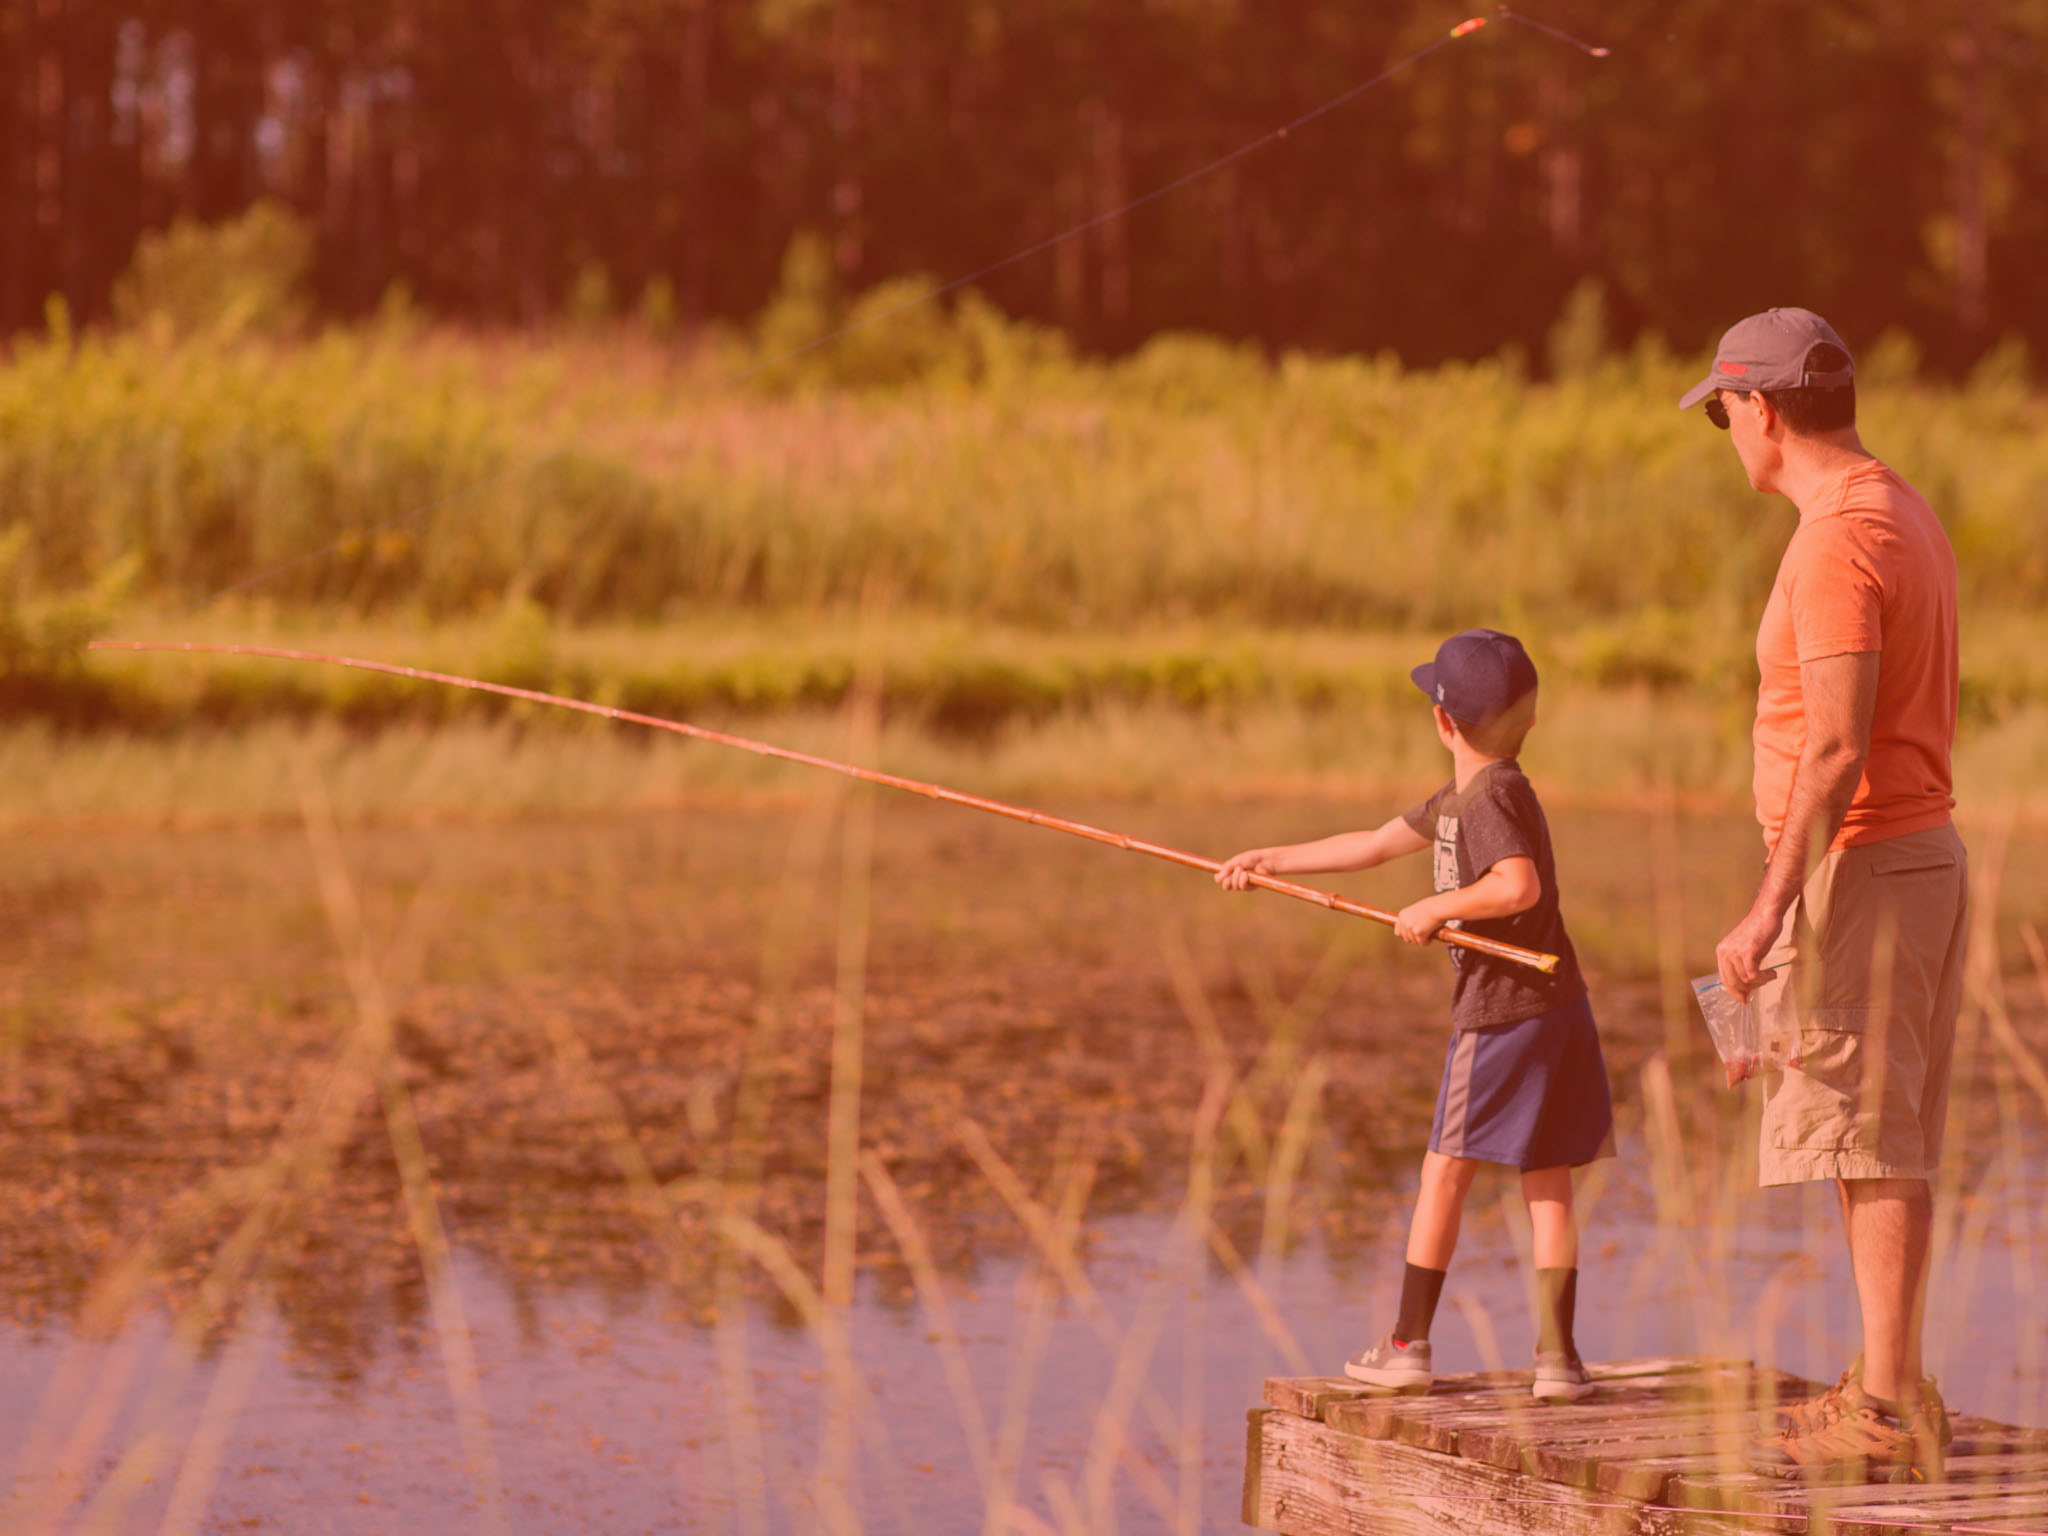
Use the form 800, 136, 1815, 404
1684, 308, 1969, 1481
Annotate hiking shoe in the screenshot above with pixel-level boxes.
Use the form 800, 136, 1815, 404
1343, 1332, 1432, 1393
1749, 1386, 1947, 1483
1916, 1376, 1955, 1450
1533, 1350, 1595, 1402
1768, 1357, 1953, 1449
1767, 1355, 1861, 1436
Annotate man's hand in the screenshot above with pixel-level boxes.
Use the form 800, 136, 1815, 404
1715, 901, 1783, 1002
1394, 898, 1446, 946
1215, 850, 1274, 892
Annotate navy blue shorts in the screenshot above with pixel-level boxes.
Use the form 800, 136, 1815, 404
1429, 993, 1614, 1170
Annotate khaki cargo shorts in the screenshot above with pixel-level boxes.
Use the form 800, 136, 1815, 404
1755, 823, 1970, 1186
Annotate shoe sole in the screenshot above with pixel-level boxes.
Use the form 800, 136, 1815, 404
1343, 1362, 1432, 1393
1532, 1379, 1596, 1403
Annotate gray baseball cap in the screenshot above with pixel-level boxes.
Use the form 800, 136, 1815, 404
1677, 307, 1855, 410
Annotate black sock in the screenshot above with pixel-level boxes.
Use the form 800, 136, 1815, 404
1536, 1267, 1578, 1357
1393, 1263, 1448, 1345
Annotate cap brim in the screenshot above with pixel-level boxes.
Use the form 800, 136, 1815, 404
1409, 663, 1437, 698
1677, 375, 1720, 410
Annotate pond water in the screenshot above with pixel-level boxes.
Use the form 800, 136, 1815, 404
3, 803, 2045, 1533
6, 1159, 2046, 1535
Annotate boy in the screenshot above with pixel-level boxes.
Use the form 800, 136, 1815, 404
1216, 628, 1612, 1401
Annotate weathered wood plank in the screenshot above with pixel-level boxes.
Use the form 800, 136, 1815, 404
1613, 1468, 1793, 1524
1653, 1473, 1807, 1534
1580, 1419, 2048, 1505
1595, 1453, 1745, 1504
1937, 1453, 2048, 1480
1767, 1478, 2048, 1515
1818, 1489, 2048, 1536
1324, 1384, 1760, 1456
1456, 1414, 1753, 1474
1246, 1407, 1274, 1530
1668, 1442, 2048, 1515
1951, 1426, 2048, 1457
1247, 1406, 1755, 1536
1502, 1426, 1756, 1492
1683, 1473, 2048, 1536
1266, 1378, 1382, 1419
1270, 1356, 1731, 1423
1323, 1397, 1399, 1442
1499, 1408, 1765, 1445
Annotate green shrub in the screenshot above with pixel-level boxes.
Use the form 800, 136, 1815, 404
110, 201, 313, 341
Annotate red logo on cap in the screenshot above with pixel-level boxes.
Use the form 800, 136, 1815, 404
1721, 361, 1749, 376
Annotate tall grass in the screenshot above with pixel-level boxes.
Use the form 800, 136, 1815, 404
3, 312, 2045, 632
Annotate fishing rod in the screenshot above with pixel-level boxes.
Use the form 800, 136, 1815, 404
88, 640, 1561, 975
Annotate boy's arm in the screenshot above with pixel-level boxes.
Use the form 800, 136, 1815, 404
1215, 814, 1428, 890
1392, 857, 1541, 944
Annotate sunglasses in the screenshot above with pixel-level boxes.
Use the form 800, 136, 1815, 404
1703, 390, 1750, 430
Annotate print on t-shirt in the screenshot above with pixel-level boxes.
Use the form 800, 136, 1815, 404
1431, 811, 1468, 968
1402, 759, 1585, 1030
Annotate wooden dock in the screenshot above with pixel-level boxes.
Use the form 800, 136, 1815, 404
1243, 1358, 2048, 1535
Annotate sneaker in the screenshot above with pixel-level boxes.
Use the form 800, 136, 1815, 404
1768, 1355, 1861, 1436
1533, 1350, 1595, 1402
1749, 1385, 1947, 1483
1917, 1376, 1955, 1450
1343, 1332, 1432, 1393
1769, 1357, 1953, 1449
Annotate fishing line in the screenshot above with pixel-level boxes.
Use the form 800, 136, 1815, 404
145, 9, 1608, 619
86, 639, 1562, 975
1497, 5, 1612, 58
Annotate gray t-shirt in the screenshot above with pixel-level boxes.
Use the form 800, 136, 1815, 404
1401, 759, 1586, 1029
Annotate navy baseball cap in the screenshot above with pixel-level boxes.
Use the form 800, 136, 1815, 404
1410, 629, 1539, 723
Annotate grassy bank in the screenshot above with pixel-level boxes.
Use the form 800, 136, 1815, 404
57, 604, 2048, 725
9, 689, 2048, 830
9, 605, 2040, 822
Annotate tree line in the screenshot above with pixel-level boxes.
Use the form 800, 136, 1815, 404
3, 0, 2043, 370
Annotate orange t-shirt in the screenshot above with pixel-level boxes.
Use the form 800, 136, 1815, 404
1753, 459, 1958, 852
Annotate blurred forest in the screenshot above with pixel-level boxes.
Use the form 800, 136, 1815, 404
4, 0, 2046, 369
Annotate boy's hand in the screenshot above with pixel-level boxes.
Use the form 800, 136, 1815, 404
1394, 899, 1445, 945
1215, 850, 1275, 891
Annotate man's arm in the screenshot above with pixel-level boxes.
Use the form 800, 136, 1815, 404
1215, 814, 1428, 889
1717, 650, 1880, 999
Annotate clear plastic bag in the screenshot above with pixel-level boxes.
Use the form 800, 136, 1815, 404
1691, 967, 1799, 1083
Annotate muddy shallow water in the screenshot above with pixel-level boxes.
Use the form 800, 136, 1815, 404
3, 799, 2046, 1532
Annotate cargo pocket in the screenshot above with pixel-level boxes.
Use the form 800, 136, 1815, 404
1767, 1007, 1883, 1153
1867, 856, 1957, 888
1868, 846, 1959, 879
1807, 837, 1962, 1012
